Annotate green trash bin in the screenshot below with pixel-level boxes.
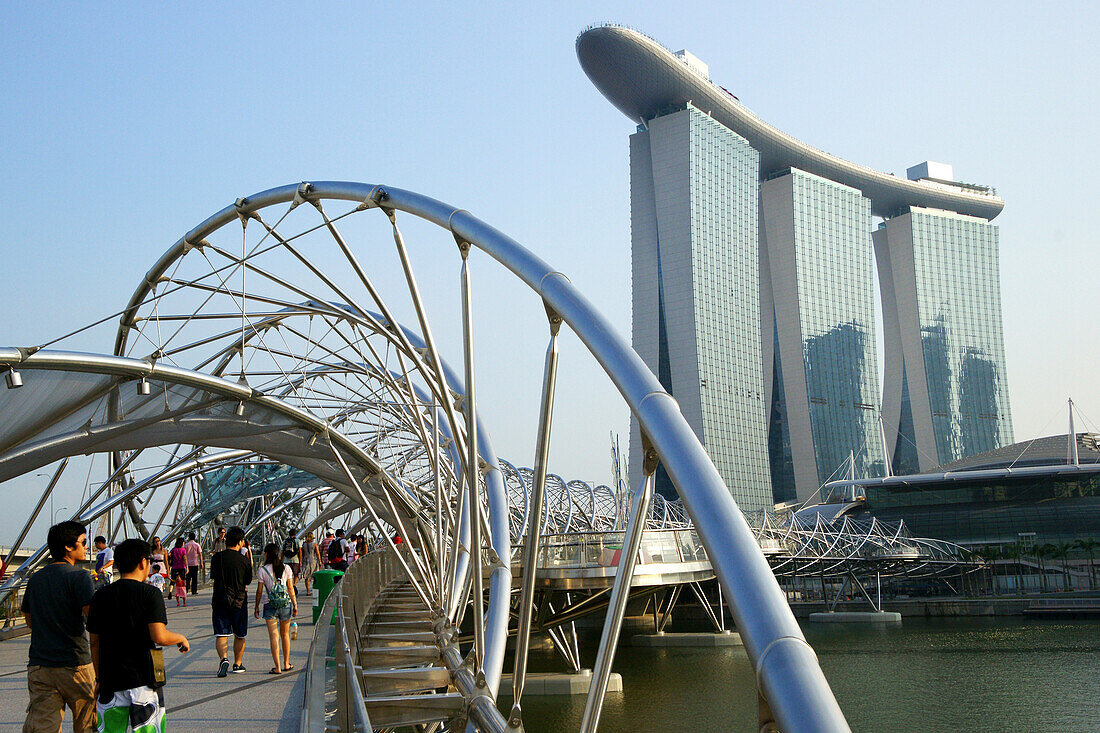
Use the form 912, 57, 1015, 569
312, 569, 344, 624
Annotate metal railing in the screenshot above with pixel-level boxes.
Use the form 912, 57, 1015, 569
536, 529, 708, 569
301, 551, 400, 733
302, 548, 509, 733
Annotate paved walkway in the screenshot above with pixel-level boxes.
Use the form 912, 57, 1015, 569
0, 587, 317, 731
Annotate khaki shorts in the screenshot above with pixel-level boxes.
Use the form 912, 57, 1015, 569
24, 662, 96, 733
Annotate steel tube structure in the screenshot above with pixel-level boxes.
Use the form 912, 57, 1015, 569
509, 314, 561, 725
3, 179, 852, 729
579, 468, 654, 733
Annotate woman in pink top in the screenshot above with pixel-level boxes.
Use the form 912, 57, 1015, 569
168, 537, 188, 599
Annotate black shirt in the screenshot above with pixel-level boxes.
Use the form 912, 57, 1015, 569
21, 562, 95, 667
86, 579, 167, 694
210, 549, 252, 611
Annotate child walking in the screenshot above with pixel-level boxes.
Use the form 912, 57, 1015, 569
174, 573, 187, 606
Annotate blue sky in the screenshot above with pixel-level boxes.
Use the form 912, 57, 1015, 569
2, 2, 1098, 541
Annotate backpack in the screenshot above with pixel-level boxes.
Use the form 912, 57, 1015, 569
282, 537, 298, 558
327, 538, 344, 562
265, 567, 291, 609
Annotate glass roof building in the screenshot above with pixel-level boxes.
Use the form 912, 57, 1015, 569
577, 25, 1011, 507
824, 433, 1100, 547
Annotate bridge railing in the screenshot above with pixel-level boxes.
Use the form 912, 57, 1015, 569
536, 528, 708, 569
301, 551, 400, 733
302, 547, 509, 733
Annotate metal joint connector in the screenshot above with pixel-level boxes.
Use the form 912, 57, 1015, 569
448, 209, 472, 253
357, 186, 387, 211
292, 182, 314, 209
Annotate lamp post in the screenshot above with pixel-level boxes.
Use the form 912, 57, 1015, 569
53, 506, 70, 524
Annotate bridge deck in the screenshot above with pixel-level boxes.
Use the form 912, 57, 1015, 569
0, 590, 311, 731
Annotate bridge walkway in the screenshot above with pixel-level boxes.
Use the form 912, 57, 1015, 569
0, 589, 310, 731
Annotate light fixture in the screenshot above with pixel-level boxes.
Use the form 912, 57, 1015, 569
137, 378, 151, 396
5, 368, 22, 389
307, 433, 318, 447
235, 401, 246, 416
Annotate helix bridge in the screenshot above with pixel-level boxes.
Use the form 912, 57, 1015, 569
0, 181, 978, 732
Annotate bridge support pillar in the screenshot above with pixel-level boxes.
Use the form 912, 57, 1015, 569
631, 631, 743, 647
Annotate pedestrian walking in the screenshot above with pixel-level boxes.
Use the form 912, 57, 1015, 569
211, 527, 227, 554
281, 531, 301, 588
254, 543, 298, 674
318, 531, 334, 567
93, 537, 114, 589
210, 526, 252, 677
167, 538, 187, 600
21, 520, 96, 733
149, 537, 165, 575
146, 564, 166, 597
300, 532, 322, 594
87, 538, 189, 732
183, 532, 204, 596
173, 573, 186, 607
326, 529, 349, 572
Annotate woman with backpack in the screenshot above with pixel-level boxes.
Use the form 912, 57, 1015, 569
254, 542, 297, 674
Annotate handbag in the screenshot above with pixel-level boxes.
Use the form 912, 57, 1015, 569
150, 647, 166, 688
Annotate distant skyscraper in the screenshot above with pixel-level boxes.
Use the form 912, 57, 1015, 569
577, 25, 1012, 506
761, 169, 885, 501
874, 200, 1014, 473
629, 105, 773, 512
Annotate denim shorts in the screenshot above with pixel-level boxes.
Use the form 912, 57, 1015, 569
212, 604, 248, 637
262, 601, 293, 621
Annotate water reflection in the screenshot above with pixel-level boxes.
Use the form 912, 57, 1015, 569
515, 618, 1100, 732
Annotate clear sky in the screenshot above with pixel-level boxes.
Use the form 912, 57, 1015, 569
2, 2, 1098, 542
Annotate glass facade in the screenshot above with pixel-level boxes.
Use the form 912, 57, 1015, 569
686, 106, 772, 511
629, 104, 772, 512
910, 210, 1014, 464
867, 474, 1100, 547
765, 170, 885, 498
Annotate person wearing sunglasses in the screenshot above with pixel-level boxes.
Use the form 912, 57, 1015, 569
21, 521, 96, 732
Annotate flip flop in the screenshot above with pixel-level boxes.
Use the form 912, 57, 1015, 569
284, 664, 294, 672
269, 667, 282, 674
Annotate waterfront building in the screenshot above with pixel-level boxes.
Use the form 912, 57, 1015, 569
762, 169, 885, 502
629, 104, 772, 509
874, 194, 1014, 474
577, 25, 1011, 506
823, 432, 1100, 549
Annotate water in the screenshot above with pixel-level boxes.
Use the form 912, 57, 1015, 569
513, 618, 1100, 732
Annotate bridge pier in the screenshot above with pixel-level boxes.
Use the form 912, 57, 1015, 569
500, 669, 622, 696
632, 630, 743, 647
808, 611, 902, 624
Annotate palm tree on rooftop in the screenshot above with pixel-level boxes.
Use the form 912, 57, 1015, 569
1074, 537, 1097, 591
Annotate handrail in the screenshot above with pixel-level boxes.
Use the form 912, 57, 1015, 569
304, 548, 509, 733
300, 582, 340, 732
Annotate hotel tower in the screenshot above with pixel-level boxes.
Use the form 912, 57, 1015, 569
577, 25, 1013, 511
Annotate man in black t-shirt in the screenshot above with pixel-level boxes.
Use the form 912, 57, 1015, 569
209, 526, 252, 677
87, 538, 189, 732
21, 521, 96, 733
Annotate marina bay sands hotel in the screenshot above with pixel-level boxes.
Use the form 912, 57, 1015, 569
577, 25, 1014, 511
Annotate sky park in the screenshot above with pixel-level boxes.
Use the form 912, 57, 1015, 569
1, 19, 1098, 733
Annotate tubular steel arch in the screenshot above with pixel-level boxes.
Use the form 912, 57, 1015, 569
3, 181, 850, 731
